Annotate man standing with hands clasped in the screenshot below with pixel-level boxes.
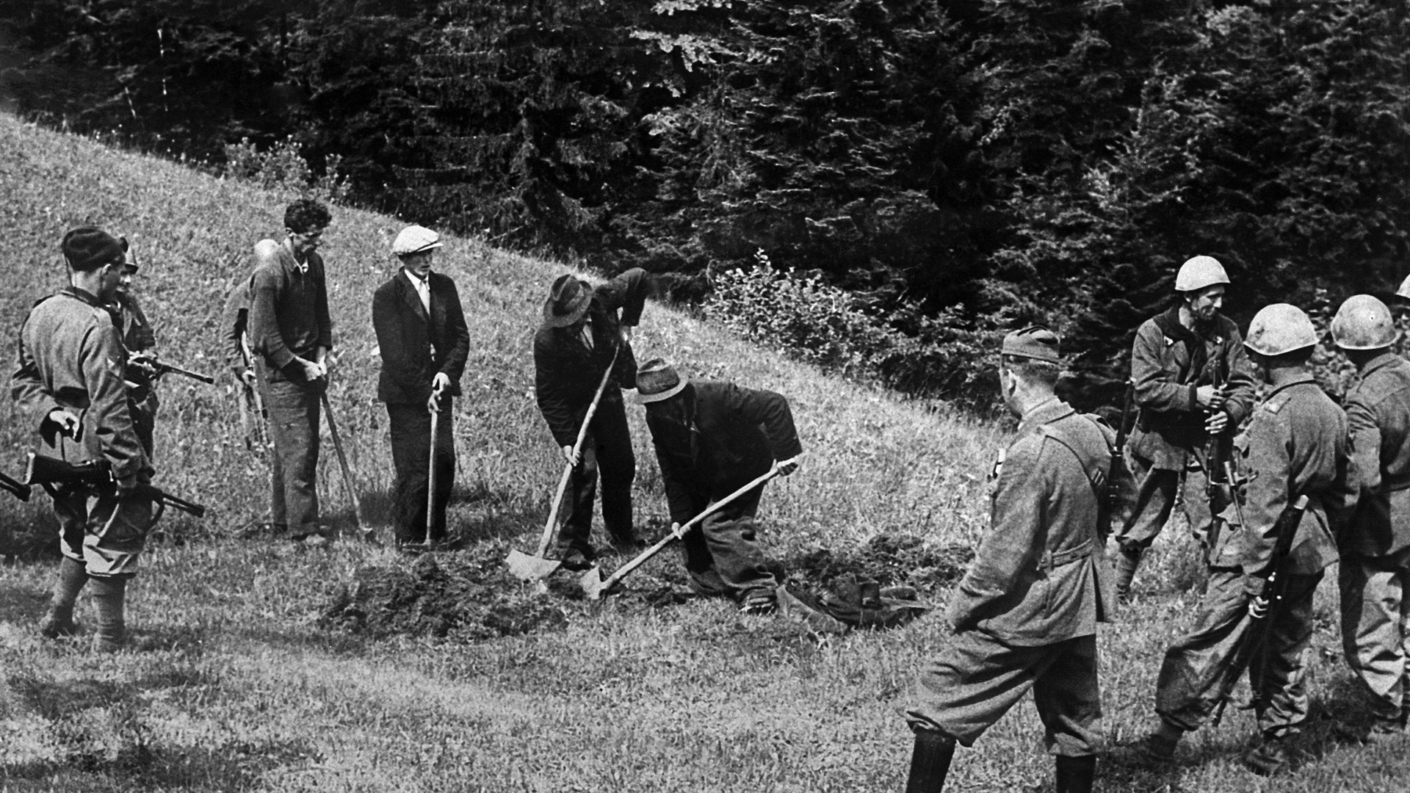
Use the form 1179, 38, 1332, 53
247, 198, 333, 541
373, 225, 469, 548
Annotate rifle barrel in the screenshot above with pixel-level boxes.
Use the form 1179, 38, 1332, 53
0, 472, 30, 501
157, 362, 215, 384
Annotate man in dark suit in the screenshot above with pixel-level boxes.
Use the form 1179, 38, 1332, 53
534, 269, 648, 569
372, 225, 470, 546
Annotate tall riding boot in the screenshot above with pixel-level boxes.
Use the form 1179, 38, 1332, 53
1055, 755, 1096, 793
1114, 545, 1143, 602
905, 729, 956, 793
89, 576, 129, 652
40, 557, 89, 638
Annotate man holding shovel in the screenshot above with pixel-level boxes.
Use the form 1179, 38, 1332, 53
634, 359, 801, 614
533, 269, 648, 569
373, 225, 469, 548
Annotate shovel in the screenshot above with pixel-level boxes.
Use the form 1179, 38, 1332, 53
321, 392, 374, 542
506, 345, 620, 581
580, 464, 780, 600
425, 398, 440, 547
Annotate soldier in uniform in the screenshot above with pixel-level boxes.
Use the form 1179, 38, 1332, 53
1330, 295, 1410, 741
633, 358, 802, 613
111, 246, 160, 454
1144, 303, 1352, 775
13, 227, 154, 652
1113, 255, 1256, 600
533, 269, 648, 569
904, 327, 1113, 793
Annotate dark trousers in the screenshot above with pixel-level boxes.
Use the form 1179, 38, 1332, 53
560, 393, 634, 553
261, 374, 321, 533
1116, 451, 1215, 551
387, 402, 455, 543
678, 480, 777, 600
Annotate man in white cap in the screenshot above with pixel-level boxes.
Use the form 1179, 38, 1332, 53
1330, 294, 1410, 742
1113, 255, 1256, 600
372, 225, 469, 546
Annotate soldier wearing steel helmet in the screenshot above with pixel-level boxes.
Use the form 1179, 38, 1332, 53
1112, 255, 1257, 601
1330, 294, 1410, 742
372, 225, 470, 547
1142, 303, 1353, 775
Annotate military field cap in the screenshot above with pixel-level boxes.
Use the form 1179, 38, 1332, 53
543, 274, 592, 327
634, 358, 690, 404
1245, 303, 1317, 356
1001, 325, 1062, 363
392, 225, 442, 257
62, 227, 128, 272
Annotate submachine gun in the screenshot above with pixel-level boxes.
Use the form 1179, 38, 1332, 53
1202, 355, 1242, 552
0, 470, 30, 501
24, 453, 207, 518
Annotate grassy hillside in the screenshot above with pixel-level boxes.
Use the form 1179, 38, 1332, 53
0, 114, 1402, 792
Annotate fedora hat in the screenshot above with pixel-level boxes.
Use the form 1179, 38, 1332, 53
543, 274, 592, 327
634, 358, 689, 404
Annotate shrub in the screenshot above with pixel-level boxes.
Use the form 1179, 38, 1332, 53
222, 136, 349, 204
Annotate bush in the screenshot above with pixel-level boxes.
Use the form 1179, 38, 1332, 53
222, 136, 349, 204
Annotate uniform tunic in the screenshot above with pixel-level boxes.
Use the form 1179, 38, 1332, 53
11, 287, 153, 576
1338, 352, 1410, 730
1156, 376, 1352, 737
113, 293, 158, 454
908, 398, 1113, 756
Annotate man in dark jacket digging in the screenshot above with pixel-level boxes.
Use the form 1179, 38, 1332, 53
634, 358, 802, 614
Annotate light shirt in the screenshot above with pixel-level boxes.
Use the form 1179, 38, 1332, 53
404, 267, 431, 315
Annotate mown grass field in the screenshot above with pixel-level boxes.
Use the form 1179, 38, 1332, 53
0, 113, 1403, 792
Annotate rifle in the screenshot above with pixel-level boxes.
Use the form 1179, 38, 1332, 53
1210, 493, 1310, 726
0, 470, 30, 501
1202, 355, 1236, 551
1101, 379, 1136, 540
23, 453, 207, 518
152, 359, 216, 385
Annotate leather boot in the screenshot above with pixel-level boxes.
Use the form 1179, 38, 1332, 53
905, 729, 956, 793
39, 557, 88, 638
1055, 755, 1096, 793
1114, 545, 1143, 602
90, 576, 128, 652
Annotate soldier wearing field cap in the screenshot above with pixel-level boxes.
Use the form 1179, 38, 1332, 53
12, 226, 155, 652
634, 358, 802, 613
1330, 295, 1410, 742
1113, 255, 1256, 601
1144, 303, 1353, 775
373, 225, 469, 546
533, 268, 648, 569
905, 327, 1113, 793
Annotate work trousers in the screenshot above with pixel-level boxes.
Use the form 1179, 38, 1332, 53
261, 374, 321, 533
387, 401, 455, 544
1339, 548, 1410, 731
678, 479, 776, 601
54, 487, 154, 577
1116, 451, 1214, 552
559, 392, 634, 554
253, 361, 285, 526
1156, 567, 1321, 738
906, 631, 1102, 757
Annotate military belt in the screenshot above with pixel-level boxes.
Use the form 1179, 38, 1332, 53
1038, 539, 1092, 572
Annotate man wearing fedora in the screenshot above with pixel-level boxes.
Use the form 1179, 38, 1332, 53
373, 225, 469, 547
905, 327, 1113, 793
534, 268, 649, 568
634, 359, 802, 613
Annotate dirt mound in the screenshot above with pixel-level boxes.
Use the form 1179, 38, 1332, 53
319, 547, 567, 641
784, 532, 972, 594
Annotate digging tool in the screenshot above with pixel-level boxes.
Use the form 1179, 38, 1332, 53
425, 396, 441, 547
321, 392, 372, 541
580, 464, 781, 600
506, 345, 621, 581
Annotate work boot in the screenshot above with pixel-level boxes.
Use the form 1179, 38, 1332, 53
905, 729, 956, 793
558, 547, 595, 571
1243, 735, 1291, 776
1113, 545, 1143, 602
1140, 720, 1183, 764
89, 576, 129, 653
1055, 755, 1096, 793
39, 557, 89, 639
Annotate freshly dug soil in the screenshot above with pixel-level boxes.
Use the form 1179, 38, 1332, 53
784, 532, 973, 595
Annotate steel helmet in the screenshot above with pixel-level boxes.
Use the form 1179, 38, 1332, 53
1244, 303, 1318, 357
392, 225, 442, 256
1331, 294, 1399, 350
1396, 273, 1410, 301
1174, 255, 1230, 292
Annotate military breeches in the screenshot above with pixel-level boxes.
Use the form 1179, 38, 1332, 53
560, 393, 634, 553
1156, 568, 1321, 738
678, 479, 776, 600
53, 487, 154, 578
1339, 549, 1410, 729
261, 376, 321, 532
1115, 452, 1213, 551
387, 402, 455, 544
906, 631, 1102, 756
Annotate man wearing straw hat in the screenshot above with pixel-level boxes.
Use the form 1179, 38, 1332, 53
533, 268, 649, 569
633, 358, 802, 614
373, 225, 469, 547
905, 327, 1113, 793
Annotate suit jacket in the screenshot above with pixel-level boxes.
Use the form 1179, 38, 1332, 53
646, 380, 803, 524
373, 269, 470, 405
947, 398, 1113, 646
1343, 352, 1410, 557
533, 268, 647, 447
